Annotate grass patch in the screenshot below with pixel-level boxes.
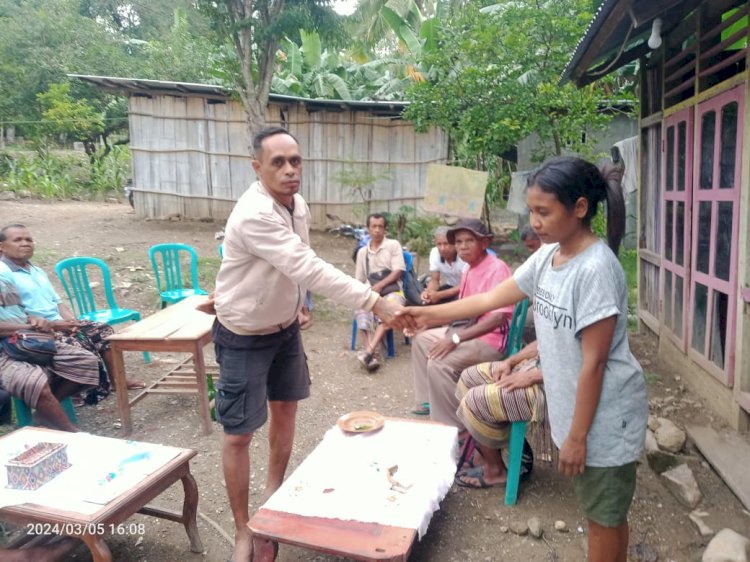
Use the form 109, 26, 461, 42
644, 371, 660, 385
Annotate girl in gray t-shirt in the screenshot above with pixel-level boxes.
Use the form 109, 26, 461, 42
402, 156, 647, 562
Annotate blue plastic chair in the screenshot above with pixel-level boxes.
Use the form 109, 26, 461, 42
13, 396, 77, 428
218, 243, 224, 259
55, 256, 150, 363
148, 243, 208, 308
351, 249, 414, 358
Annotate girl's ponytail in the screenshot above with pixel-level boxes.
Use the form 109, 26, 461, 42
599, 163, 626, 256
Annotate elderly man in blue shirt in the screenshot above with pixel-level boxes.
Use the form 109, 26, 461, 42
0, 270, 99, 431
0, 224, 145, 395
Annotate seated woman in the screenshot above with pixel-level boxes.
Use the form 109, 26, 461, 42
454, 340, 546, 488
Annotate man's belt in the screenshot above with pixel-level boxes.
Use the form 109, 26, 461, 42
244, 316, 298, 336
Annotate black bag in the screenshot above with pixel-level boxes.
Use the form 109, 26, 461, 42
1, 330, 57, 366
367, 269, 400, 297
402, 266, 424, 306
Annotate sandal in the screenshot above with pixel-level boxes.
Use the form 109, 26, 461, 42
456, 436, 476, 473
410, 402, 430, 415
455, 466, 504, 489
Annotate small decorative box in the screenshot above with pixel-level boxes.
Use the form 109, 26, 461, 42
6, 442, 71, 490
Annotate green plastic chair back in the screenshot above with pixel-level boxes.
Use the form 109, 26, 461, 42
505, 298, 529, 357
148, 243, 208, 308
55, 257, 141, 326
55, 256, 150, 363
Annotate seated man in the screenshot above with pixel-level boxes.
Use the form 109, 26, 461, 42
520, 224, 541, 254
0, 271, 99, 431
354, 213, 405, 372
454, 341, 545, 488
410, 218, 513, 421
420, 226, 467, 305
0, 224, 144, 395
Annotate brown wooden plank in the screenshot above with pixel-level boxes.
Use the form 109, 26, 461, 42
108, 296, 208, 341
686, 425, 750, 511
249, 509, 415, 562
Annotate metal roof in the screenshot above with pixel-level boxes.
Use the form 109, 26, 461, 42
69, 74, 408, 115
560, 0, 698, 87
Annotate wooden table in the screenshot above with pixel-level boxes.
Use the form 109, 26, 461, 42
0, 427, 203, 562
248, 418, 457, 561
107, 295, 216, 436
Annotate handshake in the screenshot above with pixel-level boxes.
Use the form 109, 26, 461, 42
372, 297, 425, 332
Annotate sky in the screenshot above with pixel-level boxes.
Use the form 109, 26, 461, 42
332, 0, 358, 15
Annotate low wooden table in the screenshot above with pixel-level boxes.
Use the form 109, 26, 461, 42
0, 427, 203, 562
249, 417, 457, 561
107, 295, 215, 436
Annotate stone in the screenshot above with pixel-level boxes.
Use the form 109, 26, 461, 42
689, 510, 714, 537
654, 417, 686, 453
0, 190, 17, 200
661, 463, 702, 508
528, 517, 543, 539
499, 525, 509, 533
18, 190, 32, 198
648, 415, 660, 431
629, 542, 659, 562
647, 449, 680, 474
106, 197, 119, 204
645, 429, 659, 453
702, 528, 750, 562
509, 521, 528, 536
554, 520, 568, 532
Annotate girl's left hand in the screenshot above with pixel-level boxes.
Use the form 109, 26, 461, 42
558, 435, 587, 477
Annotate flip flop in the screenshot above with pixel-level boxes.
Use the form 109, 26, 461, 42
454, 466, 504, 489
410, 402, 430, 415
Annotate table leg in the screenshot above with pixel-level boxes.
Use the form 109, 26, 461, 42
110, 344, 133, 436
192, 343, 212, 435
80, 533, 113, 562
181, 471, 204, 553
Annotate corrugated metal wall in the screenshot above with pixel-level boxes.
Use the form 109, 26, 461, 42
128, 94, 449, 228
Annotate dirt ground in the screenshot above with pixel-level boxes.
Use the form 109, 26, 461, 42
1, 199, 749, 562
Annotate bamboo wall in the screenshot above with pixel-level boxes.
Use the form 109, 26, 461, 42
127, 94, 449, 228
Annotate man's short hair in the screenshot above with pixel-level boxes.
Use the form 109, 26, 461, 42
520, 224, 539, 241
433, 226, 450, 239
252, 127, 299, 158
0, 224, 27, 243
367, 213, 388, 228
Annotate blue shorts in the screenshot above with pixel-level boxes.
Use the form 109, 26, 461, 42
212, 320, 310, 435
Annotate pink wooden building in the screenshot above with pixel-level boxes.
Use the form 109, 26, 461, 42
562, 0, 749, 430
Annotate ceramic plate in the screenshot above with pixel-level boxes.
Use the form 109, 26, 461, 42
337, 411, 385, 434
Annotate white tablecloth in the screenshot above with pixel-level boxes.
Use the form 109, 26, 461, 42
263, 419, 458, 539
0, 429, 181, 513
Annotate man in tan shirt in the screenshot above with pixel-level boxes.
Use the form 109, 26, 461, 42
353, 213, 405, 372
200, 127, 401, 562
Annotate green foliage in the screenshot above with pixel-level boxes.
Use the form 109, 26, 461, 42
88, 146, 131, 194
0, 145, 129, 198
331, 161, 392, 220
391, 206, 442, 257
37, 83, 105, 143
619, 247, 638, 317
404, 0, 635, 207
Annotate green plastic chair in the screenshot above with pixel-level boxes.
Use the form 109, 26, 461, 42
13, 396, 77, 428
148, 243, 208, 308
55, 256, 150, 363
504, 297, 529, 358
504, 298, 531, 506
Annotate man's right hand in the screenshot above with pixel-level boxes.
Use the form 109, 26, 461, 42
28, 316, 55, 332
372, 296, 401, 325
491, 359, 512, 382
51, 319, 81, 333
196, 293, 216, 315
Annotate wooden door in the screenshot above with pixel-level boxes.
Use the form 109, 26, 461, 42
662, 108, 693, 349
689, 85, 743, 385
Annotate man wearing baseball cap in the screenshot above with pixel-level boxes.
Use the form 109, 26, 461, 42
409, 218, 514, 428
